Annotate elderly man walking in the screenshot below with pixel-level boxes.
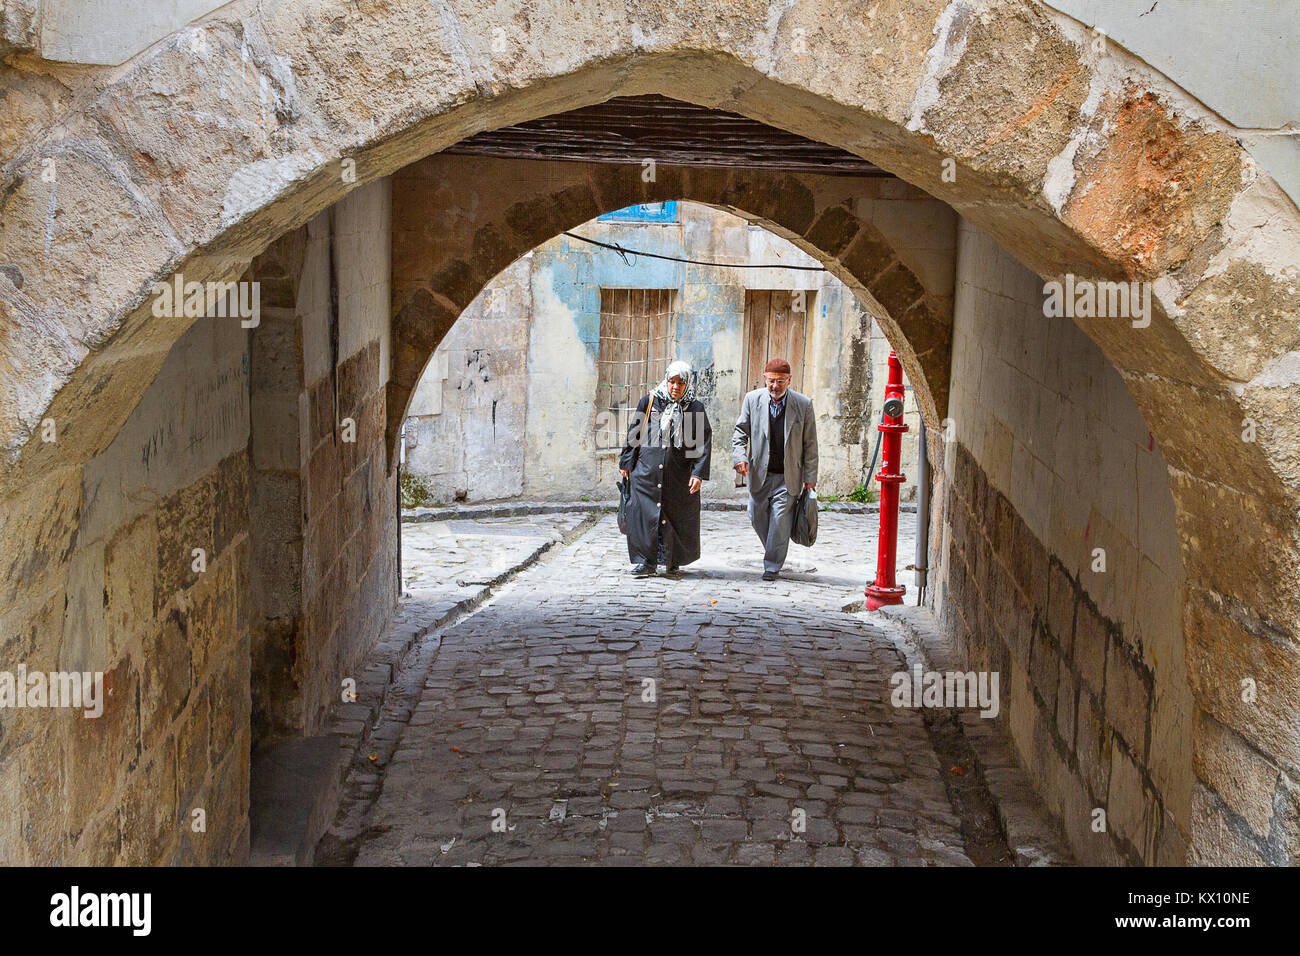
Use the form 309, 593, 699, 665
732, 358, 818, 580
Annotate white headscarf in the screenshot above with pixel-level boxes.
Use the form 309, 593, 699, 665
652, 360, 695, 445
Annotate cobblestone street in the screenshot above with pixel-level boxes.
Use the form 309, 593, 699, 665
322, 509, 1040, 866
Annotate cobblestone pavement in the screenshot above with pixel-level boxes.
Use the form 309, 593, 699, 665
338, 510, 1007, 866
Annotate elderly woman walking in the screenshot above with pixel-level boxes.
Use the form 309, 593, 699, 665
619, 360, 713, 578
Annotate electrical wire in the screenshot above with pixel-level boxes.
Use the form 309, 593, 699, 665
562, 231, 828, 271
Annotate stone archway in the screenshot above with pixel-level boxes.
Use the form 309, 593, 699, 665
387, 155, 957, 466
1, 0, 1297, 865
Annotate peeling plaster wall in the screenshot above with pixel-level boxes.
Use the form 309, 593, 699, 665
935, 219, 1190, 865
404, 202, 917, 503
1040, 0, 1300, 208
520, 263, 602, 497
403, 255, 531, 501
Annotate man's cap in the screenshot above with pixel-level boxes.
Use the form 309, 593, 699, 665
764, 358, 792, 375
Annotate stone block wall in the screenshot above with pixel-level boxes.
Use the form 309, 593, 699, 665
250, 178, 398, 746
0, 309, 253, 865
247, 221, 310, 744
0, 174, 399, 866
300, 178, 397, 738
934, 220, 1191, 865
300, 336, 396, 735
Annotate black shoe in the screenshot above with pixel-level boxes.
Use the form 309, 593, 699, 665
762, 570, 779, 581
662, 565, 682, 579
632, 563, 655, 576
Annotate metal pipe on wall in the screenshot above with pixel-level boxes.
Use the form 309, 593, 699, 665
915, 416, 930, 605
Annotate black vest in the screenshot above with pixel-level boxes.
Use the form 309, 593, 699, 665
767, 400, 786, 477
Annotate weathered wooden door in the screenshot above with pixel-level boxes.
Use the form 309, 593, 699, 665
743, 290, 810, 393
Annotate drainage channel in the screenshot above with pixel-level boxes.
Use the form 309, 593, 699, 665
918, 706, 1015, 866
313, 511, 603, 866
865, 608, 1017, 867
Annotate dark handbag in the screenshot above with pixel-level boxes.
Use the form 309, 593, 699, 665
617, 393, 653, 535
617, 476, 632, 534
791, 486, 819, 547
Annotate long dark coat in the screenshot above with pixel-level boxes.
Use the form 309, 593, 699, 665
619, 393, 712, 566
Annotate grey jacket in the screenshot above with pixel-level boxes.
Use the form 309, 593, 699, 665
732, 388, 818, 492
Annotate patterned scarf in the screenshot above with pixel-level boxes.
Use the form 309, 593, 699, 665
651, 360, 696, 446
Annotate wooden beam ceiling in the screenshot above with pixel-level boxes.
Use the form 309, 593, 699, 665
443, 94, 889, 176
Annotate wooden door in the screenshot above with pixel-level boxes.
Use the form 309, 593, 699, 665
743, 290, 810, 393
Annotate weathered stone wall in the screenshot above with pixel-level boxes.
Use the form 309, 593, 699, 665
14, 1, 1298, 214
250, 179, 397, 746
403, 255, 532, 503
247, 222, 309, 745
0, 175, 396, 866
935, 219, 1190, 864
0, 303, 252, 865
299, 179, 397, 737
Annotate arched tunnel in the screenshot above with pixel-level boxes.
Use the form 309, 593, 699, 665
0, 0, 1297, 873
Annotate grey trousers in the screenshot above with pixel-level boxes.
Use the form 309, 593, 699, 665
748, 471, 795, 573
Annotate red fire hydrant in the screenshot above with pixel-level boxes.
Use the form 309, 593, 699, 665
865, 350, 908, 610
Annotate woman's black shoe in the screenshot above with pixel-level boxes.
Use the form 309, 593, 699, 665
631, 563, 655, 576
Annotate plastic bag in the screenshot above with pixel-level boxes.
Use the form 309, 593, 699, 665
616, 477, 632, 534
791, 487, 818, 547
